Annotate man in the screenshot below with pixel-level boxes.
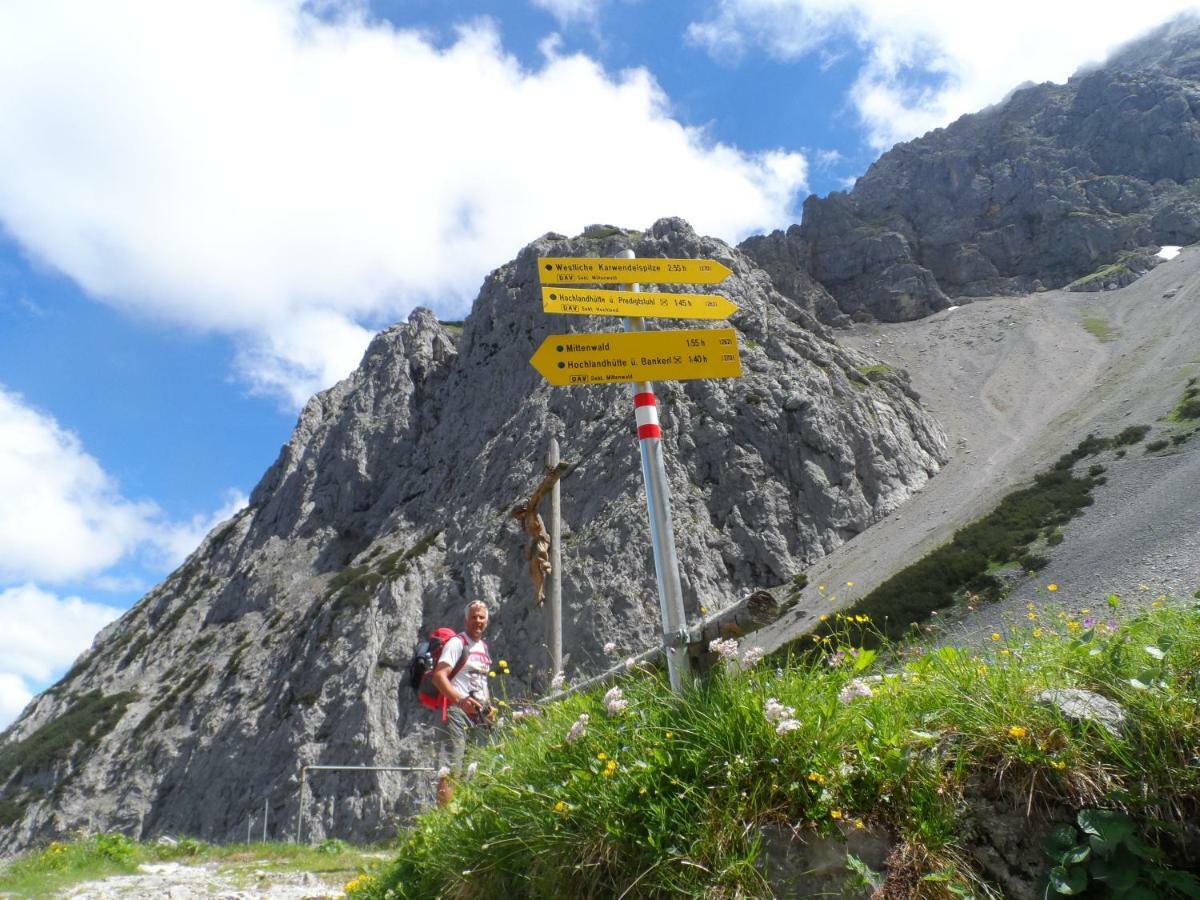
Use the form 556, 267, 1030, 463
431, 600, 493, 807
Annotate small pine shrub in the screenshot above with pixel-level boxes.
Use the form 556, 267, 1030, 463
1145, 439, 1169, 453
1112, 424, 1151, 446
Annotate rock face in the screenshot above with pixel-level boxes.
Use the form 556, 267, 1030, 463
0, 220, 946, 851
741, 16, 1200, 322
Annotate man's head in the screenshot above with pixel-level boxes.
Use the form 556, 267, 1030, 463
464, 600, 489, 640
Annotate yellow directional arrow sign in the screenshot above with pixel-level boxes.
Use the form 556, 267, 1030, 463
542, 287, 738, 320
530, 328, 741, 386
538, 256, 733, 285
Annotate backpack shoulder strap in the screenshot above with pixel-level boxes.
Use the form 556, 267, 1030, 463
446, 632, 471, 681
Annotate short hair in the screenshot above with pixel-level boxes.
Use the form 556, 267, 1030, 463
465, 600, 488, 618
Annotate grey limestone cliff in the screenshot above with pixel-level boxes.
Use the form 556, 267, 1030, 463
742, 16, 1200, 321
0, 219, 945, 851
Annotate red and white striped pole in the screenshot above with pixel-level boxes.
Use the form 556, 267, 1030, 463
618, 248, 692, 693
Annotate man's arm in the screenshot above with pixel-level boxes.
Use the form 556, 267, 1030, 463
431, 659, 481, 716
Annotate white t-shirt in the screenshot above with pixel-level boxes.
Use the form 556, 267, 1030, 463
437, 634, 491, 705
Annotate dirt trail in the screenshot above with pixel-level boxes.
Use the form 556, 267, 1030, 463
758, 246, 1200, 651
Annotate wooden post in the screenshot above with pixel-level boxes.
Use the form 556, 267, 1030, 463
547, 439, 563, 678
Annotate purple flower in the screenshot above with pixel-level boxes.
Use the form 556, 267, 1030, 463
1082, 617, 1097, 630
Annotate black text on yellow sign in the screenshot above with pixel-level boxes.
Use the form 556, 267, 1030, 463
538, 256, 733, 285
529, 328, 742, 386
541, 287, 738, 320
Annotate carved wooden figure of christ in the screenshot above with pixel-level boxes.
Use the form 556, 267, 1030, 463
512, 461, 569, 607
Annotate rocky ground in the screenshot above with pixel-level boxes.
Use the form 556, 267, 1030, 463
759, 244, 1200, 652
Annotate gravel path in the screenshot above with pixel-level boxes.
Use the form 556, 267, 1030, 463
57, 861, 345, 899
757, 246, 1200, 651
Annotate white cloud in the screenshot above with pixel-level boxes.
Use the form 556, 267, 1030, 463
687, 1, 1200, 150
0, 386, 244, 584
532, 0, 606, 26
0, 584, 122, 729
0, 673, 33, 730
0, 0, 808, 409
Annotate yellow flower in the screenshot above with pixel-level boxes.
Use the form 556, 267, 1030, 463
603, 759, 618, 777
807, 772, 825, 784
700, 606, 708, 615
991, 633, 1001, 641
554, 800, 568, 814
1152, 600, 1164, 609
1067, 620, 1081, 632
1080, 609, 1089, 615
1052, 760, 1067, 770
976, 665, 989, 675
830, 809, 843, 820
846, 581, 855, 587
1047, 584, 1059, 592
497, 699, 509, 708
819, 614, 829, 622
1027, 602, 1036, 610
665, 731, 673, 740
597, 752, 608, 760
1008, 726, 1028, 739
999, 649, 1011, 656
818, 584, 826, 592
499, 659, 508, 668
1033, 628, 1042, 638
1027, 612, 1037, 620
853, 819, 865, 830
1138, 583, 1150, 591
488, 671, 496, 678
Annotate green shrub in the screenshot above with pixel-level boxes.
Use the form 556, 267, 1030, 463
790, 572, 809, 591
1112, 425, 1150, 447
0, 691, 134, 786
1145, 440, 1169, 453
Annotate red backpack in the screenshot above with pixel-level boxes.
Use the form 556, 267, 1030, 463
407, 628, 470, 720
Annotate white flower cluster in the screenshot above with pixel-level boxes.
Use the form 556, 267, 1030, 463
764, 697, 801, 735
837, 678, 874, 705
623, 657, 637, 671
602, 641, 617, 654
565, 713, 589, 744
511, 707, 541, 722
464, 761, 478, 781
603, 686, 628, 717
709, 637, 739, 660
549, 672, 565, 692
741, 646, 766, 668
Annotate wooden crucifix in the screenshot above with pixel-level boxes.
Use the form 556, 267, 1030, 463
512, 459, 569, 608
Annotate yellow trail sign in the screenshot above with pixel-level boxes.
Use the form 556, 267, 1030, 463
529, 328, 742, 386
542, 287, 738, 320
538, 256, 733, 285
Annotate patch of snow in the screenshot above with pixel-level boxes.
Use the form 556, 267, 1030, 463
1156, 245, 1181, 260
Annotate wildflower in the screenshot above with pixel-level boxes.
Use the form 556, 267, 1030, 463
764, 698, 796, 723
1066, 620, 1081, 633
853, 819, 865, 830
565, 713, 589, 744
624, 657, 636, 670
603, 686, 628, 717
1047, 584, 1059, 592
838, 679, 873, 705
465, 761, 478, 781
1152, 600, 1164, 609
991, 633, 1001, 641
511, 707, 540, 722
603, 759, 618, 777
846, 581, 855, 587
709, 637, 739, 661
549, 672, 566, 691
1008, 726, 1028, 739
1082, 617, 1096, 630
1138, 583, 1149, 591
819, 614, 829, 622
665, 731, 674, 739
999, 649, 1011, 656
602, 641, 616, 654
818, 584, 826, 592
807, 772, 825, 784
826, 651, 846, 667
1080, 608, 1090, 615
1051, 760, 1067, 770
775, 718, 802, 735
1027, 602, 1036, 610
741, 646, 766, 668
976, 664, 988, 675
597, 752, 608, 760
1032, 629, 1042, 638
488, 670, 496, 678
830, 809, 843, 820
499, 659, 509, 668
437, 765, 451, 778
553, 800, 568, 815
699, 605, 708, 615
1027, 612, 1037, 621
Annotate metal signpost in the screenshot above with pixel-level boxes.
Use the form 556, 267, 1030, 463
533, 248, 740, 694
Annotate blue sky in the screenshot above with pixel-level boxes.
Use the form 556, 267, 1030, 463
2, 0, 1197, 726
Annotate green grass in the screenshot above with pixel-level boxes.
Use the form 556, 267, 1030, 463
1080, 316, 1117, 342
0, 836, 378, 898
1169, 378, 1200, 423
352, 603, 1200, 899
